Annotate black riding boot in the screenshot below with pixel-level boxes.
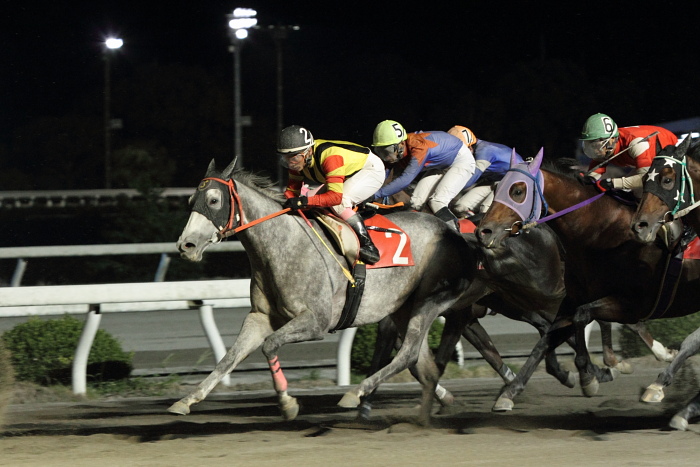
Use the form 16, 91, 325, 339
346, 213, 380, 264
434, 206, 460, 232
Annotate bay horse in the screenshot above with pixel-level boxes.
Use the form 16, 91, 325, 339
630, 136, 700, 430
475, 148, 700, 430
168, 159, 486, 425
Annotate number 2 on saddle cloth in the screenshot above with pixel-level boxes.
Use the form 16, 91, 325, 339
364, 216, 476, 269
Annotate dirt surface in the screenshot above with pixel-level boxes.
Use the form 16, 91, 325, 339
2, 356, 700, 466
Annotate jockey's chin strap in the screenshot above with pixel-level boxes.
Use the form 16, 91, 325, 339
202, 177, 355, 283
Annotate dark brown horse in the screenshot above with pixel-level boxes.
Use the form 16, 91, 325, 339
631, 136, 700, 430
475, 148, 700, 430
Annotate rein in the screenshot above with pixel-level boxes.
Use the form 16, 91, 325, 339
203, 177, 355, 283
522, 192, 605, 230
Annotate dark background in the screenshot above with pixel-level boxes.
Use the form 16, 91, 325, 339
4, 1, 699, 191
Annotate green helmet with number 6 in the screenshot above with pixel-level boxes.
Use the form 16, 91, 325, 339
580, 113, 619, 140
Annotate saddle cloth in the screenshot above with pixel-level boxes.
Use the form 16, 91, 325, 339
313, 211, 414, 268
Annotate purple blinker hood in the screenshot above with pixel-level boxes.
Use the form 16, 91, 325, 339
493, 148, 546, 223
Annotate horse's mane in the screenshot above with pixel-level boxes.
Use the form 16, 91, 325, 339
230, 169, 286, 203
541, 157, 580, 179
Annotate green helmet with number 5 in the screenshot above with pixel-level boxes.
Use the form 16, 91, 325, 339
372, 120, 407, 146
372, 120, 408, 162
579, 113, 619, 140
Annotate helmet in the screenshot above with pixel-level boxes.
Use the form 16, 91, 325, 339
277, 125, 314, 154
448, 125, 477, 148
372, 120, 407, 146
372, 120, 408, 163
579, 113, 619, 140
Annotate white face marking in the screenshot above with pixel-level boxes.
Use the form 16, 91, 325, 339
176, 211, 219, 261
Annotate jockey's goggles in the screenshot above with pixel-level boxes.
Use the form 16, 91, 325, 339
373, 143, 404, 162
581, 136, 616, 161
278, 148, 310, 168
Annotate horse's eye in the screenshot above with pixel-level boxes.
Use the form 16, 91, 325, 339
209, 198, 219, 206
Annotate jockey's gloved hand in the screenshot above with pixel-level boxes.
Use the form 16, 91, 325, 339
575, 172, 597, 186
284, 196, 308, 211
596, 178, 614, 192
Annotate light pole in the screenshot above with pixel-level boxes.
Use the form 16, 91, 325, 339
103, 37, 123, 189
268, 24, 299, 187
227, 8, 257, 169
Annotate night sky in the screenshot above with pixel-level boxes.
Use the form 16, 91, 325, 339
4, 1, 700, 187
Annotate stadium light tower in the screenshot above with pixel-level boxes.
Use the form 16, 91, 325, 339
227, 8, 257, 169
103, 37, 123, 189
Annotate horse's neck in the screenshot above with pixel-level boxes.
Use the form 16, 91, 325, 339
235, 183, 300, 263
542, 171, 635, 251
686, 158, 700, 232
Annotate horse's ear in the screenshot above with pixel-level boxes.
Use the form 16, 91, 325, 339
656, 137, 663, 155
510, 148, 524, 168
222, 158, 237, 180
676, 134, 692, 158
529, 147, 544, 175
205, 159, 217, 177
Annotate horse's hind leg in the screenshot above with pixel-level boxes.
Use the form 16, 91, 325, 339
357, 316, 400, 420
641, 326, 700, 403
340, 309, 440, 424
168, 311, 273, 415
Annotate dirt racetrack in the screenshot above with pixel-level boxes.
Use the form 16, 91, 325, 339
2, 356, 700, 467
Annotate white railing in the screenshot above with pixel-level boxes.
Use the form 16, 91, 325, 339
0, 242, 356, 394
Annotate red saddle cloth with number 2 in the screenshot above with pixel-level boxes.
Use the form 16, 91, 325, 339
365, 215, 415, 269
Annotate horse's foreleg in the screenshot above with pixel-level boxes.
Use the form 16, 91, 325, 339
462, 320, 516, 383
493, 317, 574, 412
641, 326, 700, 404
260, 311, 327, 421
572, 305, 618, 397
597, 321, 633, 374
625, 321, 677, 363
669, 391, 700, 431
168, 311, 272, 415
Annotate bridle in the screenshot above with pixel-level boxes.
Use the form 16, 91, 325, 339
646, 154, 698, 224
196, 177, 291, 242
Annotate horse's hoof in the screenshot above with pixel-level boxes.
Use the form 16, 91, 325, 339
357, 403, 372, 421
492, 396, 514, 412
613, 361, 634, 374
280, 397, 299, 421
564, 371, 578, 388
669, 415, 689, 431
581, 377, 599, 397
438, 391, 455, 407
640, 383, 665, 403
338, 392, 362, 408
167, 401, 190, 415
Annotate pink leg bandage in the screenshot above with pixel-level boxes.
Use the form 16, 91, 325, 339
268, 357, 288, 392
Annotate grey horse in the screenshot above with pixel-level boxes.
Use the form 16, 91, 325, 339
167, 159, 486, 425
